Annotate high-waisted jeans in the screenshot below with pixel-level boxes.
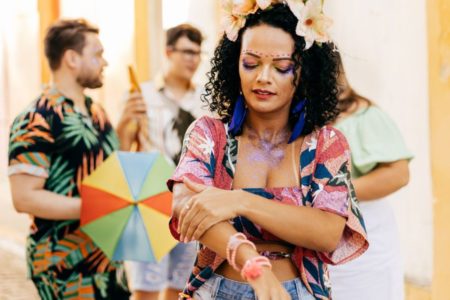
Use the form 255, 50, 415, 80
192, 273, 315, 300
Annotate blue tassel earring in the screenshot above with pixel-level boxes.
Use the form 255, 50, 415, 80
288, 99, 307, 144
228, 93, 247, 136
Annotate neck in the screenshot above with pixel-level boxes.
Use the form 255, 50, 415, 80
51, 71, 85, 107
164, 71, 191, 97
244, 109, 290, 142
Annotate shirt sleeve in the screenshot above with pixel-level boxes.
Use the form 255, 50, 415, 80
8, 110, 55, 178
167, 116, 218, 191
166, 116, 219, 240
351, 107, 414, 175
311, 127, 369, 265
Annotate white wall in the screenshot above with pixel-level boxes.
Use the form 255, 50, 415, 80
0, 0, 41, 173
159, 0, 220, 87
186, 0, 221, 86
326, 0, 433, 285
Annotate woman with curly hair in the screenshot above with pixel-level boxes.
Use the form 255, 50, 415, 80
167, 1, 368, 299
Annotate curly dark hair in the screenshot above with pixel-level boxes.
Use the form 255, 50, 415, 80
202, 3, 339, 135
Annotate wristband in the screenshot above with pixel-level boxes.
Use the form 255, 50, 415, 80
241, 256, 272, 281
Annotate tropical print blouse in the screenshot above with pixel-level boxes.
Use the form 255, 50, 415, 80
8, 88, 129, 299
167, 116, 368, 300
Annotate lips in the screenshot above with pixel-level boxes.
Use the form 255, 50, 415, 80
252, 89, 276, 100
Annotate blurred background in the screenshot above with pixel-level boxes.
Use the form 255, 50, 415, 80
0, 0, 448, 299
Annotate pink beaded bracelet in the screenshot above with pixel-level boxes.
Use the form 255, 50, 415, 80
241, 256, 272, 281
226, 233, 257, 271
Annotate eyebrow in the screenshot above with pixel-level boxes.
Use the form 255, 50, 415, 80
242, 51, 293, 61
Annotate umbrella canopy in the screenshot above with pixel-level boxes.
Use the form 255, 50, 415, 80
80, 151, 177, 263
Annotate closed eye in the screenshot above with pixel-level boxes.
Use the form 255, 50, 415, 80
242, 62, 258, 70
276, 66, 294, 74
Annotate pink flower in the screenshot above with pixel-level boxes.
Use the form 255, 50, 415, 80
295, 0, 332, 49
230, 0, 259, 16
220, 0, 333, 46
221, 0, 248, 41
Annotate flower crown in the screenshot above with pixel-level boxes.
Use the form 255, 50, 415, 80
221, 0, 332, 49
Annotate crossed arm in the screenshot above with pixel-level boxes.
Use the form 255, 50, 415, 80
172, 178, 346, 253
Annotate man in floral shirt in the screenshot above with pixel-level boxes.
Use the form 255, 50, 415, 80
8, 19, 129, 299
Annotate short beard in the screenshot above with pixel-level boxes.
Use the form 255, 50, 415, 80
76, 73, 103, 89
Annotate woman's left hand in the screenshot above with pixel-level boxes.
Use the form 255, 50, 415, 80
178, 177, 242, 242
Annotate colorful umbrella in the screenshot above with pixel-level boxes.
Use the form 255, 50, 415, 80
80, 151, 177, 263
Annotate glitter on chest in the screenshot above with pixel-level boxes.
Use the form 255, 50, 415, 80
243, 129, 289, 167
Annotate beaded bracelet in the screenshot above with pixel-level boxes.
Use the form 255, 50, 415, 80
226, 233, 257, 271
241, 256, 272, 281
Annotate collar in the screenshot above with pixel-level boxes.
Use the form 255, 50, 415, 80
42, 85, 92, 113
154, 73, 196, 92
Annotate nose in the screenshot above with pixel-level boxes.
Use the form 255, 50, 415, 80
103, 57, 109, 67
256, 64, 272, 85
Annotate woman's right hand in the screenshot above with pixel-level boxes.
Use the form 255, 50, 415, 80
248, 267, 291, 300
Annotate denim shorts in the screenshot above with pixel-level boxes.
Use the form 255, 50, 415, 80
126, 242, 197, 291
193, 273, 315, 300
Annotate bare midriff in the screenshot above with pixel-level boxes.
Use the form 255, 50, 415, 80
215, 241, 299, 282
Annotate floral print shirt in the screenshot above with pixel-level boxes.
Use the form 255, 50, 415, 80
8, 88, 128, 299
167, 116, 368, 299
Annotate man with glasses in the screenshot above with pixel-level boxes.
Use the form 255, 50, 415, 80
117, 24, 205, 300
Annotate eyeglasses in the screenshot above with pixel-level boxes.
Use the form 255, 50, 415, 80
171, 47, 202, 58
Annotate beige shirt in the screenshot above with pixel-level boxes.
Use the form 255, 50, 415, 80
140, 74, 207, 163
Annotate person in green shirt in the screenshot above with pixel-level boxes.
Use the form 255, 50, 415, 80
329, 53, 413, 300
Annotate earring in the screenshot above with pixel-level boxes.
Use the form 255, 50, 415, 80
288, 99, 307, 144
228, 93, 247, 136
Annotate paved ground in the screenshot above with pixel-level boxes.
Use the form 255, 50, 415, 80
0, 178, 39, 299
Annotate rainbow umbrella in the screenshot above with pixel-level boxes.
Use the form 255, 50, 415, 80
80, 151, 177, 263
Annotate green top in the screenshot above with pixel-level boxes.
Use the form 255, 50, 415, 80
334, 105, 414, 179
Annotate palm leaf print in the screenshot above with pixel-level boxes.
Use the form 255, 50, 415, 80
9, 112, 54, 153
60, 113, 99, 148
101, 131, 119, 156
223, 134, 238, 178
46, 156, 76, 195
329, 163, 365, 228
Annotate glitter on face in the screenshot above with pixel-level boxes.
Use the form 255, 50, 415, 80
91, 57, 99, 66
242, 49, 292, 59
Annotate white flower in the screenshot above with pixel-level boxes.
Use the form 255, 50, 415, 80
221, 0, 250, 41
295, 0, 332, 49
220, 0, 274, 41
198, 135, 215, 156
324, 270, 332, 289
256, 0, 272, 10
306, 137, 317, 151
220, 0, 333, 46
329, 129, 336, 138
312, 182, 324, 199
286, 0, 305, 19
